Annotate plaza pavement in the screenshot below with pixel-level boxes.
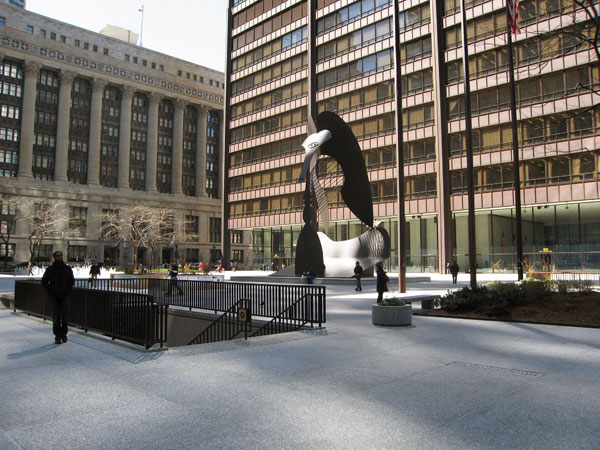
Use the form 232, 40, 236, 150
0, 272, 599, 449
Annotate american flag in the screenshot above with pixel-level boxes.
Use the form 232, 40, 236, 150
507, 0, 520, 34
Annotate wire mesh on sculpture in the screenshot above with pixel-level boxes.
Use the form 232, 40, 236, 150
295, 111, 391, 277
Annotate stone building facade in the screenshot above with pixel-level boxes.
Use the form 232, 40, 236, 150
0, 4, 228, 268
224, 0, 600, 273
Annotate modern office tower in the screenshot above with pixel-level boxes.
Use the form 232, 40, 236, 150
224, 0, 600, 273
0, 4, 226, 267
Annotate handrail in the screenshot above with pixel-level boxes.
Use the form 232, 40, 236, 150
250, 292, 313, 338
188, 298, 251, 345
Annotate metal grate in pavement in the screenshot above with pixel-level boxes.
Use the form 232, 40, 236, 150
450, 362, 545, 378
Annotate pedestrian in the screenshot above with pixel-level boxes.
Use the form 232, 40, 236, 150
376, 261, 389, 303
449, 260, 459, 284
445, 261, 450, 274
89, 260, 101, 287
353, 261, 363, 291
41, 251, 74, 344
167, 260, 183, 295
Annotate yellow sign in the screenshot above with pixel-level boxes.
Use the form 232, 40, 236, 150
238, 308, 248, 322
539, 248, 552, 253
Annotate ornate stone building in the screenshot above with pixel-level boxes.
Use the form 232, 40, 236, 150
0, 4, 226, 267
224, 0, 600, 273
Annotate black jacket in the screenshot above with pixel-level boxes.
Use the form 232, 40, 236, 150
90, 263, 101, 275
354, 264, 363, 277
376, 265, 389, 293
41, 261, 75, 300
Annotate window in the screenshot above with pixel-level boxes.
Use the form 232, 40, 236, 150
26, 25, 33, 34
83, 42, 89, 50
68, 245, 87, 263
186, 72, 190, 79
68, 207, 87, 237
178, 70, 182, 77
209, 217, 221, 243
0, 17, 5, 25
125, 54, 130, 62
159, 64, 164, 71
103, 48, 109, 55
142, 59, 147, 66
74, 39, 80, 47
40, 29, 46, 37
132, 56, 138, 64
50, 32, 56, 40
92, 45, 98, 52
60, 35, 66, 43
151, 62, 156, 69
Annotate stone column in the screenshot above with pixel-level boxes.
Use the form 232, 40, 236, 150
87, 78, 107, 186
145, 93, 161, 193
172, 99, 186, 195
18, 61, 42, 179
117, 86, 135, 189
54, 70, 75, 182
195, 105, 207, 197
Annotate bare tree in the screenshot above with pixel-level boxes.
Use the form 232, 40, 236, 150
100, 204, 180, 269
25, 199, 65, 272
0, 195, 20, 269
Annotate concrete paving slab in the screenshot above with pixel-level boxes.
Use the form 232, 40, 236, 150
1, 273, 599, 449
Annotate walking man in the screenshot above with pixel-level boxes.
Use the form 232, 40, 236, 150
89, 260, 101, 287
167, 260, 183, 296
41, 251, 74, 344
353, 261, 363, 291
449, 260, 460, 284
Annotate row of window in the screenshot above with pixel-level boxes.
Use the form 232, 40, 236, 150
232, 26, 308, 73
231, 79, 307, 119
229, 135, 304, 167
317, 17, 392, 63
231, 53, 307, 96
317, 80, 394, 115
317, 49, 392, 90
230, 107, 307, 143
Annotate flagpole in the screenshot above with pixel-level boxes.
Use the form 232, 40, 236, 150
506, 0, 524, 280
139, 5, 145, 47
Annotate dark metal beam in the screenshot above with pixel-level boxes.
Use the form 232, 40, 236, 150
460, 0, 477, 287
393, 0, 407, 292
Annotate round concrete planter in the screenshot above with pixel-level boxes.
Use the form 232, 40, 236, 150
371, 304, 412, 326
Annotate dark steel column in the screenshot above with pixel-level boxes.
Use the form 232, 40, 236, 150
506, 8, 524, 280
393, 1, 406, 292
307, 0, 318, 128
221, 2, 234, 270
460, 0, 477, 287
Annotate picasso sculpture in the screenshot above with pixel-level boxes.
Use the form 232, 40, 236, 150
295, 111, 391, 277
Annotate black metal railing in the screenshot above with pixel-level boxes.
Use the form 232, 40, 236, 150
71, 277, 325, 326
251, 293, 315, 338
188, 299, 252, 345
529, 272, 600, 287
14, 280, 167, 349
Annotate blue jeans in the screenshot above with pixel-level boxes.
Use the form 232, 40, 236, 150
50, 295, 70, 338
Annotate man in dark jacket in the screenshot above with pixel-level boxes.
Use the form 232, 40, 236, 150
41, 251, 74, 344
353, 261, 363, 291
449, 261, 460, 284
89, 261, 101, 287
167, 260, 183, 295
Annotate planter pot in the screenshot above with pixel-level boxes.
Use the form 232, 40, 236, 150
372, 304, 412, 326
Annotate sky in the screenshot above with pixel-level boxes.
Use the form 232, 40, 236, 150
26, 0, 229, 72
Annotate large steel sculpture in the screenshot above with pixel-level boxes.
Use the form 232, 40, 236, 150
295, 111, 391, 277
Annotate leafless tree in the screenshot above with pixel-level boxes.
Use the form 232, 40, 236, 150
100, 205, 187, 269
25, 199, 65, 272
0, 195, 20, 269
